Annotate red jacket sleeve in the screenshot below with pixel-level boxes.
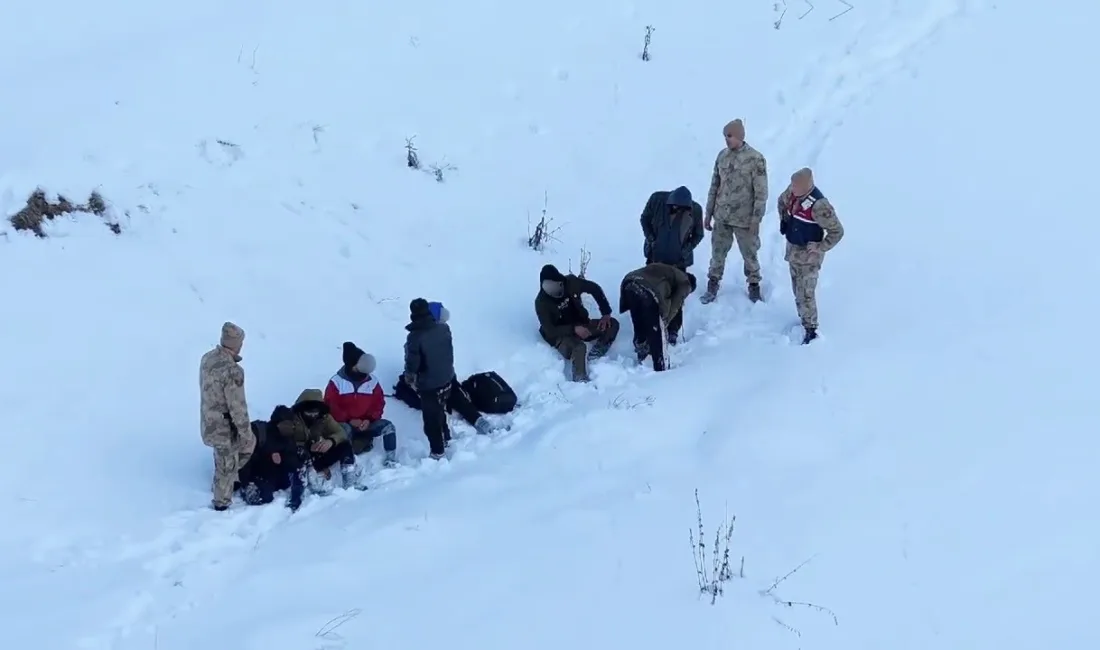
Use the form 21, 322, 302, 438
365, 381, 385, 421
324, 380, 350, 423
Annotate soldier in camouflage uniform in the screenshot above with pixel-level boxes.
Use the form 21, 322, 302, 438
702, 119, 770, 304
777, 168, 845, 344
199, 322, 255, 510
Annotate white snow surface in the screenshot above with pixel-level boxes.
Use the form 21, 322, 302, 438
2, 0, 1097, 648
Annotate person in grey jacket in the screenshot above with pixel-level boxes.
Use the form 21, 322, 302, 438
403, 298, 457, 459
640, 186, 705, 269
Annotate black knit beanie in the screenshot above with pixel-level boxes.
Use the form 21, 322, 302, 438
342, 341, 365, 367
540, 264, 564, 282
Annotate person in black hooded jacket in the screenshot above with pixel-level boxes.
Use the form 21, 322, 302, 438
534, 264, 619, 382
403, 297, 457, 459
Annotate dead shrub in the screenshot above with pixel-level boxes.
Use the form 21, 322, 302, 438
8, 188, 116, 238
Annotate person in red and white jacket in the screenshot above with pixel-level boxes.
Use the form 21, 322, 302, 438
324, 342, 398, 466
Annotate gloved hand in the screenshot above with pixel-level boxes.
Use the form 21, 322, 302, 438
403, 373, 418, 392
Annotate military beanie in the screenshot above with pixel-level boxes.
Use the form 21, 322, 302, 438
220, 321, 245, 350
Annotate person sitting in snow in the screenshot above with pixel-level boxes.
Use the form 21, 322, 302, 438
268, 388, 365, 493
324, 342, 398, 467
618, 263, 697, 372
535, 264, 619, 382
236, 417, 307, 510
394, 301, 494, 437
403, 298, 458, 460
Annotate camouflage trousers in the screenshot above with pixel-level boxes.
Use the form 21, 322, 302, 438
211, 435, 255, 508
708, 221, 761, 284
789, 261, 822, 329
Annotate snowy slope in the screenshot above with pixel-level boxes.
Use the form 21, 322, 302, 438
2, 0, 1097, 647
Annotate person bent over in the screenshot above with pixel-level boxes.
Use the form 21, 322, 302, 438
535, 264, 619, 382
618, 263, 696, 371
236, 418, 307, 510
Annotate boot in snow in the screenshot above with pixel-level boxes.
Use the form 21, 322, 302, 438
634, 341, 650, 364
341, 458, 367, 490
307, 467, 335, 495
588, 340, 611, 360
474, 417, 494, 436
383, 450, 398, 467
699, 276, 720, 304
747, 282, 763, 303
802, 327, 818, 345
287, 468, 305, 511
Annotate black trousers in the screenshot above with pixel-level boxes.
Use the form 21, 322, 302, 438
419, 383, 452, 456
622, 281, 667, 371
237, 440, 353, 506
238, 446, 303, 506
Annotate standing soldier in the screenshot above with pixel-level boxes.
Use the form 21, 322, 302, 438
702, 118, 770, 304
777, 168, 845, 344
199, 321, 255, 510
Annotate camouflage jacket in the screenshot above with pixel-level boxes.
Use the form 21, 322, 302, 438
272, 389, 348, 447
199, 345, 250, 448
777, 185, 844, 266
705, 143, 769, 227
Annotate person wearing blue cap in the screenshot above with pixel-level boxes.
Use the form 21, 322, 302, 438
403, 298, 458, 459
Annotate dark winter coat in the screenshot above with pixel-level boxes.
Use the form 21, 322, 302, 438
619, 263, 694, 323
271, 388, 349, 447
535, 274, 613, 344
640, 189, 704, 267
404, 304, 456, 392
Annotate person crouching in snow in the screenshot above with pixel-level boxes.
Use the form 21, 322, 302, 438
324, 342, 398, 467
270, 389, 365, 493
403, 298, 457, 460
535, 264, 619, 382
236, 418, 308, 510
619, 263, 697, 371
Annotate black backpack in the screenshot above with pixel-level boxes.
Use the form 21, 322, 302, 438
460, 371, 517, 414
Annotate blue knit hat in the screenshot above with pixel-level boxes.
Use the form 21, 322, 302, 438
427, 301, 450, 323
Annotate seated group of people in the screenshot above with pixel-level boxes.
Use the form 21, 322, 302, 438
235, 299, 501, 511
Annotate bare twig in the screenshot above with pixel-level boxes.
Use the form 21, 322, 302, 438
527, 191, 563, 251
609, 393, 654, 410
830, 0, 854, 20
689, 489, 739, 604
315, 609, 362, 640
640, 25, 655, 61
405, 136, 420, 169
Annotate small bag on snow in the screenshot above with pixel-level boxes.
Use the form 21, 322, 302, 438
460, 371, 517, 414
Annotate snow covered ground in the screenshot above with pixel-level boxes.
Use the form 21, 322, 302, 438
2, 0, 1097, 647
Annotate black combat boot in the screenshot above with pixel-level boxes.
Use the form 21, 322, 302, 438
802, 327, 818, 345
747, 283, 762, 303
